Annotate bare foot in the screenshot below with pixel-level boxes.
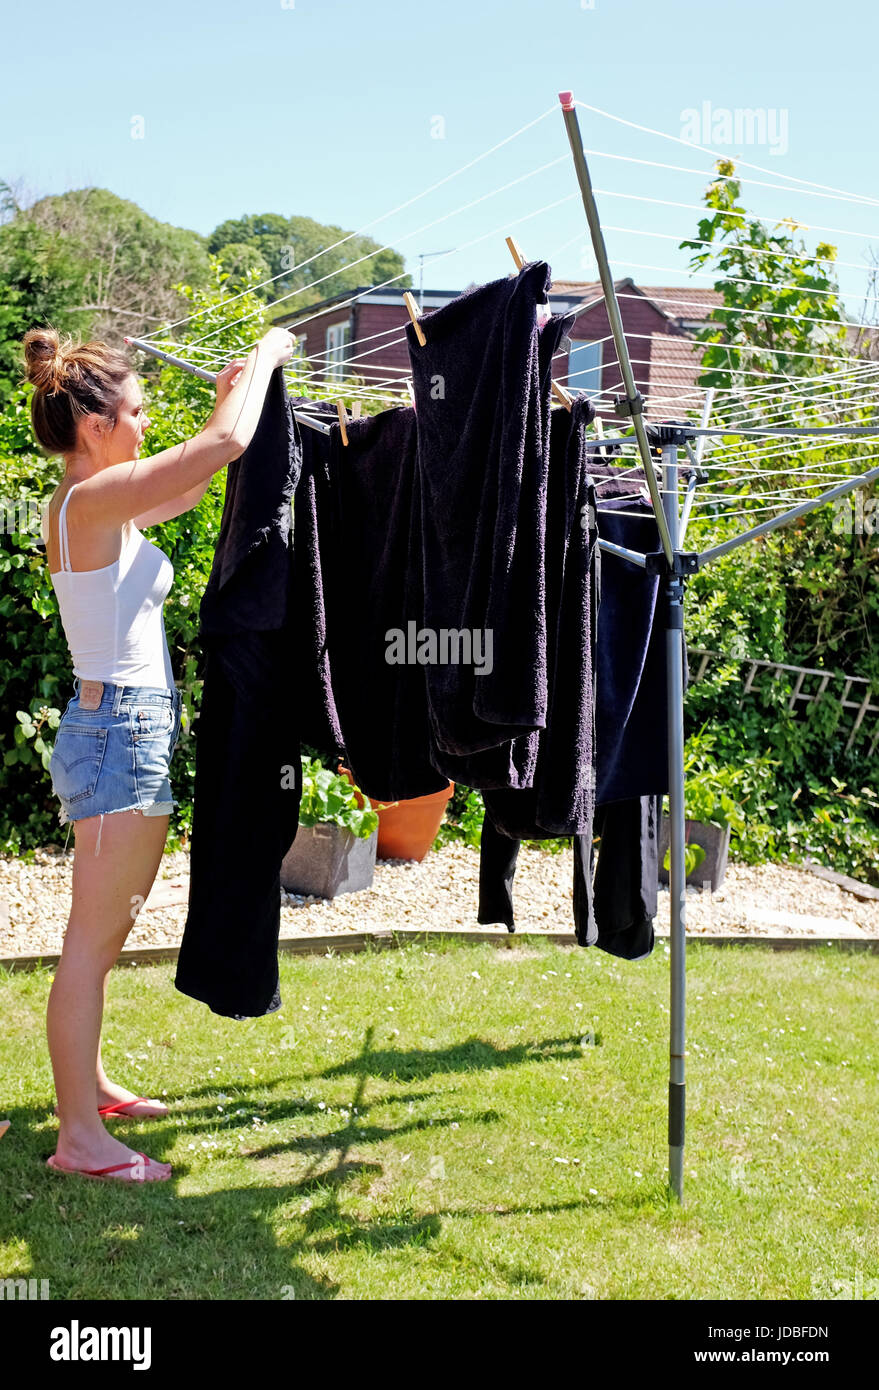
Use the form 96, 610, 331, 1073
54, 1084, 169, 1120
51, 1127, 171, 1181
97, 1084, 169, 1119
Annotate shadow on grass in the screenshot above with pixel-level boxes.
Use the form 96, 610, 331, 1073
1, 1025, 642, 1300
309, 1031, 598, 1082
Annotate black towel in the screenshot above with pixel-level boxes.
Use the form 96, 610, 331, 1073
320, 404, 449, 803
591, 490, 669, 805
405, 262, 573, 758
176, 368, 302, 1019
480, 395, 599, 834
476, 447, 670, 959
289, 399, 344, 757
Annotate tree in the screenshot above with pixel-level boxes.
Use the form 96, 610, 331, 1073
0, 182, 91, 406
0, 184, 213, 390
208, 211, 410, 311
679, 158, 849, 395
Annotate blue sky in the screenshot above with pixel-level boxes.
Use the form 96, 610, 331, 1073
3, 0, 878, 316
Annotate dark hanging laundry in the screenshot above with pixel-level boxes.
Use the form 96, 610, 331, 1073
405, 261, 574, 759
590, 486, 670, 805
420, 302, 580, 792
479, 395, 599, 834
584, 796, 658, 961
291, 401, 449, 803
175, 367, 303, 1020
477, 450, 670, 960
478, 796, 658, 962
288, 398, 344, 758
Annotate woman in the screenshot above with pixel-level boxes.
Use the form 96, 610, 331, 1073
24, 322, 296, 1183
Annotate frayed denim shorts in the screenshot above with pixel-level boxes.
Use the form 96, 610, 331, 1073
50, 679, 183, 848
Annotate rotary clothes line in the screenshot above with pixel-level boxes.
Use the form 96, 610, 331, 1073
554, 91, 879, 1202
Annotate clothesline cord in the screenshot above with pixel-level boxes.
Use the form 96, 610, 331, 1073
140, 101, 562, 343
574, 99, 879, 208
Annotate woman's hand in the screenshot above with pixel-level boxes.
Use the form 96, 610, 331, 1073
258, 327, 297, 369
214, 358, 249, 406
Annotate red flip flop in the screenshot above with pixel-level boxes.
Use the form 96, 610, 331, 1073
98, 1098, 169, 1120
46, 1151, 172, 1183
53, 1097, 169, 1120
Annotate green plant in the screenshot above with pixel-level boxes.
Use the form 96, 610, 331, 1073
298, 756, 378, 840
663, 842, 707, 877
433, 787, 485, 849
12, 703, 60, 772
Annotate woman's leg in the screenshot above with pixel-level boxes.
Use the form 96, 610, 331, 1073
95, 968, 168, 1116
47, 808, 172, 1175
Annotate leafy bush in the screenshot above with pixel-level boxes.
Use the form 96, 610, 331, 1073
298, 756, 378, 839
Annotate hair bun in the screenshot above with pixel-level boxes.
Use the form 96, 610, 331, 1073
23, 326, 67, 394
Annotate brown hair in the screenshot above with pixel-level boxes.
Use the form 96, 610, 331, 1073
22, 326, 134, 455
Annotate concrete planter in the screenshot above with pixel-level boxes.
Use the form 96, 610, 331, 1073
658, 815, 731, 891
280, 822, 377, 899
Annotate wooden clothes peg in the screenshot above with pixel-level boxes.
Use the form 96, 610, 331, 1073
505, 235, 526, 270
351, 401, 362, 419
505, 235, 572, 412
403, 291, 427, 347
336, 401, 349, 447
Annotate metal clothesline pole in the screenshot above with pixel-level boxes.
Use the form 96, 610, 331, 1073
698, 461, 879, 564
123, 336, 333, 436
557, 95, 674, 564
662, 442, 687, 1201
557, 88, 879, 1205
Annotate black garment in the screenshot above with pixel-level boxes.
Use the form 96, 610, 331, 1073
175, 367, 303, 1019
577, 797, 658, 959
302, 404, 449, 803
480, 396, 599, 833
288, 398, 344, 757
592, 492, 669, 804
477, 795, 658, 961
175, 633, 300, 1017
405, 262, 574, 759
476, 457, 669, 959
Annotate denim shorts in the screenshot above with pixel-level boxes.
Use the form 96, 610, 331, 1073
50, 679, 183, 835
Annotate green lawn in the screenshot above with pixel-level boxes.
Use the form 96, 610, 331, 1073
1, 938, 876, 1300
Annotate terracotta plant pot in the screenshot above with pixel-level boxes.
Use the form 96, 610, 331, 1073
338, 765, 454, 863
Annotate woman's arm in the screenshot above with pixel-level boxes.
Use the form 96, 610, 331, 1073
132, 354, 250, 528
132, 475, 214, 530
72, 329, 295, 530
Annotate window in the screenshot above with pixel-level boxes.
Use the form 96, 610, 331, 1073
567, 338, 602, 395
325, 322, 351, 382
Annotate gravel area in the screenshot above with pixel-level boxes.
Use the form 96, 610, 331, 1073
1, 843, 878, 961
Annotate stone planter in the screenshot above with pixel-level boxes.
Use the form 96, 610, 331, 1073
280, 822, 377, 899
658, 815, 731, 891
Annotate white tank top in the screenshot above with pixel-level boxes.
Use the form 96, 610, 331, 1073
43, 482, 175, 690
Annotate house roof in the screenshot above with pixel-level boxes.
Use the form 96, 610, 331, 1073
643, 331, 709, 401
549, 277, 723, 325
278, 278, 725, 329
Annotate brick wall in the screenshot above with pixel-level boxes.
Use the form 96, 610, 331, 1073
296, 290, 703, 402
353, 303, 412, 386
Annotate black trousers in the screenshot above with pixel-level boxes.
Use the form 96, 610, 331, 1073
175, 631, 302, 1019
477, 796, 658, 961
